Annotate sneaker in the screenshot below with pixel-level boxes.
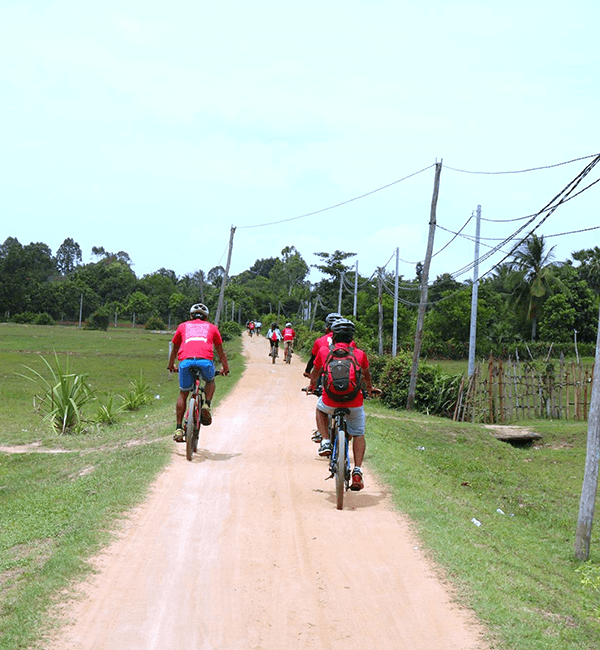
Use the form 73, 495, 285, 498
173, 427, 185, 443
311, 430, 322, 443
350, 468, 364, 491
318, 440, 332, 457
200, 405, 212, 426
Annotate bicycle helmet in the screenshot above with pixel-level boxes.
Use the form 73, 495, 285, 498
285, 322, 292, 328
324, 312, 343, 328
330, 318, 355, 341
190, 303, 209, 320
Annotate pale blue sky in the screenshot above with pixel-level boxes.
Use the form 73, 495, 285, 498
1, 1, 598, 284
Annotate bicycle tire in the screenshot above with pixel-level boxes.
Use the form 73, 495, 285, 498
193, 398, 201, 453
186, 397, 196, 461
335, 421, 346, 510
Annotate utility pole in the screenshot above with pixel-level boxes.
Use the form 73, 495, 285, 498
407, 161, 442, 410
338, 271, 345, 314
468, 205, 481, 377
215, 226, 236, 327
392, 247, 399, 357
353, 260, 358, 317
575, 304, 600, 560
377, 269, 384, 355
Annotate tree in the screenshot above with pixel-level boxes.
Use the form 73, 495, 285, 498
127, 291, 153, 325
56, 238, 82, 275
508, 234, 564, 340
207, 265, 225, 286
572, 247, 600, 295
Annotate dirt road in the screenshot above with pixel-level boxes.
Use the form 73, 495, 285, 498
48, 336, 487, 650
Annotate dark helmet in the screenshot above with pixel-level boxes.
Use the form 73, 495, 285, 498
271, 322, 278, 329
324, 312, 343, 328
330, 318, 355, 341
190, 303, 209, 320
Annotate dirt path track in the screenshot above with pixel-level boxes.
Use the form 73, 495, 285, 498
48, 336, 487, 650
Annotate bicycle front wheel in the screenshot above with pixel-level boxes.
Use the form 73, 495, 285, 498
335, 423, 346, 510
186, 397, 196, 461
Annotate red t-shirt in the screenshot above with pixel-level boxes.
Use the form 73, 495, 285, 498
172, 320, 223, 361
311, 333, 356, 356
282, 327, 295, 341
313, 341, 369, 408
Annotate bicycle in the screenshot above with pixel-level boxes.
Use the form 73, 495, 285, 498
303, 386, 351, 510
269, 341, 279, 364
284, 342, 293, 364
183, 369, 221, 461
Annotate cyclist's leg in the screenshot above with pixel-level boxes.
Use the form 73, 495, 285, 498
345, 406, 366, 467
176, 359, 196, 427
196, 359, 216, 425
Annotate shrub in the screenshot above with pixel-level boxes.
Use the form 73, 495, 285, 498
145, 315, 167, 330
94, 392, 124, 425
85, 309, 110, 331
121, 373, 153, 411
18, 353, 95, 434
379, 352, 462, 417
12, 312, 37, 324
218, 320, 243, 342
34, 312, 56, 326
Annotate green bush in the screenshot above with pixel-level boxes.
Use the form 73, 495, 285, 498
145, 315, 167, 330
218, 320, 243, 342
34, 312, 55, 326
85, 309, 110, 331
379, 352, 462, 417
12, 311, 37, 324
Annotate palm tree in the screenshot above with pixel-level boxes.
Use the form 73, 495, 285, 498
508, 234, 564, 340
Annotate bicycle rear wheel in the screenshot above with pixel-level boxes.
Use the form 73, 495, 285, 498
186, 397, 196, 461
334, 423, 346, 510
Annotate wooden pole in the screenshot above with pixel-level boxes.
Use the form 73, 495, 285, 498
407, 161, 442, 410
215, 226, 236, 328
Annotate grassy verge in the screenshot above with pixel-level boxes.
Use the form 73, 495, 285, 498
365, 401, 600, 649
0, 324, 244, 650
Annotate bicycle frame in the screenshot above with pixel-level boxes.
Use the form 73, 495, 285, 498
328, 408, 351, 509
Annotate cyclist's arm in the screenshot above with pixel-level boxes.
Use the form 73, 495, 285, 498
303, 353, 316, 378
167, 343, 180, 372
215, 343, 230, 376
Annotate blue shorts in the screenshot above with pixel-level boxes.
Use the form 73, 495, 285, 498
178, 358, 215, 392
316, 397, 366, 437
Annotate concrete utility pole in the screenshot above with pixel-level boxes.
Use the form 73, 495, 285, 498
392, 247, 399, 357
575, 304, 600, 560
378, 269, 384, 355
468, 205, 481, 377
338, 271, 345, 314
214, 226, 236, 328
353, 260, 358, 317
407, 161, 442, 410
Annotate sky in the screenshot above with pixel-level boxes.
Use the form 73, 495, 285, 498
2, 0, 599, 287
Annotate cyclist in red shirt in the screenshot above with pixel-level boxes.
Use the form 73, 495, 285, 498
308, 318, 378, 491
167, 303, 230, 442
282, 322, 296, 359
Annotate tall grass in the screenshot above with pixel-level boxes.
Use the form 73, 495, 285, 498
18, 353, 95, 434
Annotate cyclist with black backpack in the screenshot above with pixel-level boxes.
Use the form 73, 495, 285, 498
307, 318, 378, 491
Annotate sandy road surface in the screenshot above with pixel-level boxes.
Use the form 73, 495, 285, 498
47, 336, 487, 650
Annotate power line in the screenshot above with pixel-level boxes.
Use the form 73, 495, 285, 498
237, 164, 434, 229
444, 152, 599, 175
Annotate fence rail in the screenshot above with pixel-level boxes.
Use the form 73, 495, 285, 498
453, 356, 595, 423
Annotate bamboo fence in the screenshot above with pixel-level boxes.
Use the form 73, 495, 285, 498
453, 355, 595, 423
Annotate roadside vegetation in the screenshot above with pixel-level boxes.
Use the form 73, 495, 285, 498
0, 324, 243, 650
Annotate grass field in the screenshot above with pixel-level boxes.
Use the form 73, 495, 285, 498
1, 324, 599, 649
0, 323, 244, 649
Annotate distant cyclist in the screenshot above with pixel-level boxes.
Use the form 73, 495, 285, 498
308, 318, 376, 491
254, 320, 262, 336
282, 322, 296, 359
167, 303, 230, 442
266, 322, 282, 357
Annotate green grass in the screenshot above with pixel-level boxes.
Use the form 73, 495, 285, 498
365, 401, 600, 649
2, 325, 599, 649
0, 324, 244, 649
